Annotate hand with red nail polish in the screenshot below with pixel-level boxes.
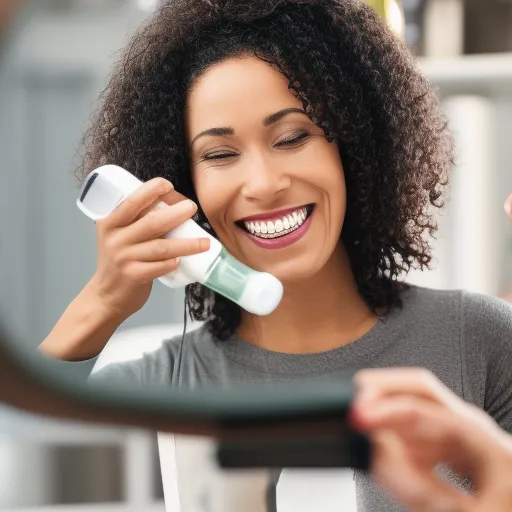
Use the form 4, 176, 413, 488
351, 368, 512, 512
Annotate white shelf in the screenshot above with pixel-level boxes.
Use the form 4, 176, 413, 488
11, 503, 165, 512
0, 407, 127, 445
418, 52, 512, 90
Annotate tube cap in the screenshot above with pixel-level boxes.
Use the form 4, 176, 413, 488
238, 273, 284, 316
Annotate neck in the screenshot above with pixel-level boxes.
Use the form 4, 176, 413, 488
237, 243, 378, 353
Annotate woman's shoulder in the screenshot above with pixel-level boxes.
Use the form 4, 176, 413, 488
399, 284, 462, 307
160, 324, 214, 354
404, 283, 510, 315
400, 284, 512, 359
88, 324, 217, 388
400, 284, 512, 321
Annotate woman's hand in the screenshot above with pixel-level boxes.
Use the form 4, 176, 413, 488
352, 368, 512, 512
89, 177, 210, 321
39, 177, 211, 360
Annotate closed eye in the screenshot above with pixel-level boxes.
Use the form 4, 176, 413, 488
200, 131, 310, 161
201, 151, 237, 161
275, 131, 310, 147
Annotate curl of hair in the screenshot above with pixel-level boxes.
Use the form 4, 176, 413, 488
77, 0, 453, 340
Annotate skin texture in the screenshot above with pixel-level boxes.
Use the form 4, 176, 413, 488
187, 56, 346, 284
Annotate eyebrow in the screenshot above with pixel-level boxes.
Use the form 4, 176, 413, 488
190, 107, 308, 146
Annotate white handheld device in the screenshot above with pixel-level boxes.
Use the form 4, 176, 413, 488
77, 165, 283, 316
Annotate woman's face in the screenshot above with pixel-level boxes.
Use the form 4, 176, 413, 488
186, 55, 346, 283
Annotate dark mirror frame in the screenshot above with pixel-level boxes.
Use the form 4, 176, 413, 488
0, 321, 371, 469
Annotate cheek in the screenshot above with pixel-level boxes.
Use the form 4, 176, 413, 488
193, 172, 233, 226
332, 169, 347, 227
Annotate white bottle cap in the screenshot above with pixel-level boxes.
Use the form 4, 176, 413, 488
238, 273, 284, 316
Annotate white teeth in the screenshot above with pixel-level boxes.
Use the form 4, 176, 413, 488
242, 206, 312, 239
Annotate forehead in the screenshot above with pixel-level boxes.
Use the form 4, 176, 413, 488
186, 56, 303, 136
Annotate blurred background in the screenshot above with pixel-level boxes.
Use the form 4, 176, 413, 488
0, 0, 511, 510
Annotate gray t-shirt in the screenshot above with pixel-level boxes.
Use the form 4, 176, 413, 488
90, 286, 512, 511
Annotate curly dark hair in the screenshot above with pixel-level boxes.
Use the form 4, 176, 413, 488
77, 0, 453, 340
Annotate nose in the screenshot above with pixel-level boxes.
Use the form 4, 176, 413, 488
241, 154, 291, 202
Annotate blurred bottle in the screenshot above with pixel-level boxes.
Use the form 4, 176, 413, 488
402, 0, 427, 54
401, 0, 464, 57
365, 0, 406, 39
465, 0, 512, 54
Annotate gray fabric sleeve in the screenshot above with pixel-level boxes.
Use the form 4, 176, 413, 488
88, 358, 144, 387
35, 353, 99, 383
86, 337, 180, 388
461, 291, 512, 432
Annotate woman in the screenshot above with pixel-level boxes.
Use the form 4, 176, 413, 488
40, 1, 512, 510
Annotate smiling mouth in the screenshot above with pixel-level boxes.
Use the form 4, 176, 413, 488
236, 204, 315, 239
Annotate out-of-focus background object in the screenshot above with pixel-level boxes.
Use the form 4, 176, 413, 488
0, 0, 20, 38
0, 0, 512, 511
365, 0, 406, 36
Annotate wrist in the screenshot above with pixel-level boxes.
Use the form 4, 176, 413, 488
39, 281, 126, 361
86, 274, 130, 325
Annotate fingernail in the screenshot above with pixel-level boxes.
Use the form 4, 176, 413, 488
355, 391, 378, 407
348, 406, 366, 431
178, 199, 196, 211
200, 238, 211, 251
175, 257, 181, 266
156, 179, 173, 193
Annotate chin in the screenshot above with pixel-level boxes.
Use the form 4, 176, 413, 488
254, 258, 326, 284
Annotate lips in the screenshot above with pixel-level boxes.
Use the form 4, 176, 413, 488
238, 205, 311, 223
240, 210, 314, 250
236, 204, 314, 238
235, 204, 315, 250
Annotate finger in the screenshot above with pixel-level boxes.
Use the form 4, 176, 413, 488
505, 193, 512, 219
356, 397, 493, 474
124, 237, 210, 263
138, 188, 190, 218
354, 368, 460, 408
124, 258, 181, 284
372, 431, 474, 512
160, 188, 189, 207
107, 178, 174, 227
122, 199, 198, 244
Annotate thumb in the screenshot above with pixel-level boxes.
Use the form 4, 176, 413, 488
372, 431, 474, 512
